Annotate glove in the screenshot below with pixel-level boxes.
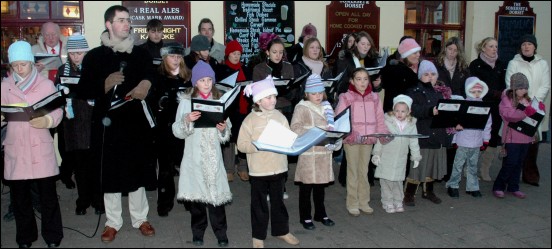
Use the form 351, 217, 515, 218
371, 155, 381, 166
539, 101, 545, 111
480, 141, 489, 151
379, 135, 394, 145
524, 105, 537, 116
29, 115, 52, 129
413, 161, 420, 168
325, 144, 337, 151
452, 143, 458, 149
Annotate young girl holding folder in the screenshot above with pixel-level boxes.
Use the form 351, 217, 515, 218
172, 60, 232, 247
237, 76, 299, 248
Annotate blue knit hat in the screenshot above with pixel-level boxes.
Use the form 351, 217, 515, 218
8, 41, 34, 63
417, 60, 438, 79
304, 74, 325, 93
191, 60, 216, 87
67, 33, 89, 53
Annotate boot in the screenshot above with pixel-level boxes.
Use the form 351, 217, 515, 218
403, 182, 418, 206
422, 182, 442, 204
479, 146, 496, 181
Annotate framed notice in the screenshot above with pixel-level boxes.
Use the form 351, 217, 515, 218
495, 1, 536, 62
326, 1, 380, 64
224, 1, 295, 64
123, 1, 191, 47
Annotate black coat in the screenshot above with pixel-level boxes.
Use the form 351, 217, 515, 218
379, 60, 420, 112
335, 50, 379, 97
78, 44, 157, 193
469, 56, 506, 146
292, 57, 334, 104
436, 64, 470, 98
406, 82, 452, 149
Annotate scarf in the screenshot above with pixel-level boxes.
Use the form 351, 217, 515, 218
433, 83, 455, 134
14, 66, 38, 94
267, 60, 283, 78
521, 54, 535, 62
225, 59, 249, 114
394, 117, 407, 132
100, 31, 134, 54
198, 91, 212, 100
322, 100, 335, 130
302, 56, 323, 75
479, 52, 497, 69
444, 57, 456, 79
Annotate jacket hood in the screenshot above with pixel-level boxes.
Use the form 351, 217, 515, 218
465, 77, 489, 99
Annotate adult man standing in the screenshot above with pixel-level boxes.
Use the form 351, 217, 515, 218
77, 5, 157, 243
185, 18, 225, 63
139, 19, 164, 68
32, 22, 67, 81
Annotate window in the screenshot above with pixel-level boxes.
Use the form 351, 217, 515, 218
1, 1, 83, 63
404, 1, 465, 61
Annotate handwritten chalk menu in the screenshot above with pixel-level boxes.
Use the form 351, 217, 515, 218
494, 1, 535, 62
123, 1, 191, 47
326, 1, 380, 62
224, 1, 295, 64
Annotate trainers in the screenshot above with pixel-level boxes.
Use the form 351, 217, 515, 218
283, 192, 289, 200
360, 206, 374, 214
347, 208, 360, 216
382, 204, 395, 213
278, 233, 299, 245
509, 191, 526, 199
394, 204, 405, 213
493, 190, 505, 198
252, 238, 264, 248
447, 187, 459, 199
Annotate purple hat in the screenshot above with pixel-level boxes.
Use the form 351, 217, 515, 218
244, 76, 278, 103
304, 74, 325, 93
191, 60, 216, 87
417, 60, 438, 79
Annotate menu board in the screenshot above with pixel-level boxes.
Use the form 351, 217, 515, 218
326, 1, 380, 63
123, 1, 191, 47
224, 1, 295, 64
494, 1, 536, 62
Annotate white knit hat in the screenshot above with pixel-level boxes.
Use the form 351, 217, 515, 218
244, 76, 279, 103
393, 94, 413, 110
8, 41, 34, 63
67, 33, 89, 53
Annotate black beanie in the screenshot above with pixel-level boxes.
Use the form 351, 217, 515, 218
520, 34, 537, 49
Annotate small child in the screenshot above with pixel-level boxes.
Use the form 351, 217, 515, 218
371, 94, 421, 213
493, 72, 544, 199
237, 76, 299, 248
172, 60, 232, 247
290, 74, 341, 230
445, 77, 492, 198
335, 67, 389, 217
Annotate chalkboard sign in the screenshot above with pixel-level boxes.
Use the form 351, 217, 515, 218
224, 1, 295, 64
495, 1, 536, 62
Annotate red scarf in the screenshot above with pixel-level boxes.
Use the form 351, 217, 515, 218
348, 83, 372, 97
226, 59, 250, 114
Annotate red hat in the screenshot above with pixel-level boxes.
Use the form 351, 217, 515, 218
301, 23, 317, 37
225, 40, 243, 56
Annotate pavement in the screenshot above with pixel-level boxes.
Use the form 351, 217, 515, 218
1, 143, 550, 248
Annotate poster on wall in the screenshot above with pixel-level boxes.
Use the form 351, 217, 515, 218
224, 1, 295, 64
326, 1, 380, 65
495, 1, 535, 62
123, 1, 191, 47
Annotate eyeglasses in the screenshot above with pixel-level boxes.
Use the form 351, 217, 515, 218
43, 33, 59, 38
112, 18, 131, 24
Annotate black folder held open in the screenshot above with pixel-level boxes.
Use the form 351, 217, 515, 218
1, 90, 66, 121
191, 85, 240, 128
431, 99, 492, 129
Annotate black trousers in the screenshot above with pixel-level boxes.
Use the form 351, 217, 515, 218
10, 176, 63, 245
189, 202, 228, 241
73, 149, 103, 210
250, 173, 289, 240
154, 125, 182, 211
522, 142, 540, 184
298, 184, 327, 222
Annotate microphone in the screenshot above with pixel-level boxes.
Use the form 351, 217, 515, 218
114, 61, 127, 97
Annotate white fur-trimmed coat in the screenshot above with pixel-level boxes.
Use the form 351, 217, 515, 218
172, 92, 232, 206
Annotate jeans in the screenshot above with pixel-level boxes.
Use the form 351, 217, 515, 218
446, 147, 480, 191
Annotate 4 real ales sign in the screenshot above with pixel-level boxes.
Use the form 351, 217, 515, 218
326, 1, 380, 63
224, 1, 295, 64
123, 1, 191, 47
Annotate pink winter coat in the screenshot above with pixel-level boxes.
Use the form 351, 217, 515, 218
499, 90, 535, 144
335, 86, 388, 145
1, 73, 63, 180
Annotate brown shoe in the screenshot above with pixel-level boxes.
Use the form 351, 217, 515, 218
101, 226, 117, 243
238, 171, 249, 181
227, 173, 234, 182
139, 221, 155, 237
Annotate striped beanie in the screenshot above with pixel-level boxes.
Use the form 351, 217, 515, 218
304, 74, 325, 93
67, 33, 89, 53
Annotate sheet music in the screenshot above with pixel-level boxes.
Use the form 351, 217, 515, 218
257, 120, 297, 148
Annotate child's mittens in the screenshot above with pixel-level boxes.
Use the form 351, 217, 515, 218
480, 141, 489, 151
538, 101, 545, 111
412, 160, 420, 168
452, 143, 458, 149
29, 115, 53, 129
524, 105, 537, 116
371, 155, 381, 166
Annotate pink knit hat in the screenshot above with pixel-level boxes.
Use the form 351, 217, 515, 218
398, 38, 421, 58
244, 76, 278, 103
301, 23, 317, 37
